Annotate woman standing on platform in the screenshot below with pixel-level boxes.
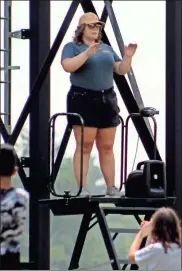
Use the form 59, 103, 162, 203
61, 12, 137, 197
128, 207, 182, 270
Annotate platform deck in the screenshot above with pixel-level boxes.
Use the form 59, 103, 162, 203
39, 196, 176, 216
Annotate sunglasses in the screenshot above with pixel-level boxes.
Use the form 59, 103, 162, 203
87, 23, 102, 30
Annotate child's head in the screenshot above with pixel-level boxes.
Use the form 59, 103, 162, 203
0, 143, 17, 177
150, 207, 181, 251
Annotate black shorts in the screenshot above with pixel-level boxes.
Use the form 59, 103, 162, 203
67, 85, 121, 128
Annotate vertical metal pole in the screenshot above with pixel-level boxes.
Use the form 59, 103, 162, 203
0, 2, 1, 142
29, 0, 50, 269
173, 0, 182, 217
4, 0, 11, 134
166, 0, 182, 216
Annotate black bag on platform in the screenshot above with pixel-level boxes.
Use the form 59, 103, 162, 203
125, 160, 167, 198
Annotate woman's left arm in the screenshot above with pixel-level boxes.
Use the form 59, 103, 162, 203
128, 220, 152, 262
114, 43, 137, 75
128, 231, 144, 262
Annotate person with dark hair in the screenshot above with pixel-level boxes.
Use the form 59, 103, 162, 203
128, 207, 181, 270
0, 144, 29, 270
61, 12, 137, 197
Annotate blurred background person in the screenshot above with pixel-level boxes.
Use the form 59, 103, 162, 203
0, 144, 29, 270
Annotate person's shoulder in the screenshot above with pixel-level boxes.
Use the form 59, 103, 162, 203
150, 242, 166, 250
145, 243, 163, 250
15, 187, 29, 200
136, 243, 162, 258
63, 41, 76, 49
140, 242, 168, 256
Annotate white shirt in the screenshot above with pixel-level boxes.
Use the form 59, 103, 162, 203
135, 242, 181, 270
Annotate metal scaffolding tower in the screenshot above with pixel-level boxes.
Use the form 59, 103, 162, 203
0, 0, 181, 270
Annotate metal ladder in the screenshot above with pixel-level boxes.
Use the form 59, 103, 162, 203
68, 204, 155, 270
0, 0, 20, 141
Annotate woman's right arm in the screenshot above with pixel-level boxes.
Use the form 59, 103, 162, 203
61, 51, 89, 73
61, 43, 100, 73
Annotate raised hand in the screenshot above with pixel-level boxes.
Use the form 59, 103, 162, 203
140, 220, 152, 238
124, 43, 137, 57
140, 220, 150, 227
85, 43, 101, 57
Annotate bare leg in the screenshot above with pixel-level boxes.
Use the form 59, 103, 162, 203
73, 125, 97, 187
96, 127, 117, 188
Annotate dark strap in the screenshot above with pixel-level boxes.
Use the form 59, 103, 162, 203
70, 85, 114, 97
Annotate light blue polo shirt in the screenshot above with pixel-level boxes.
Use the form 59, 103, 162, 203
61, 42, 121, 91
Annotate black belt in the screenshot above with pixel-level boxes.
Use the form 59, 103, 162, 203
70, 85, 114, 97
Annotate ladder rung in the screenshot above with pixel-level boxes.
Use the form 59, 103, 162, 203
0, 17, 8, 20
109, 228, 139, 234
0, 49, 9, 52
0, 66, 20, 71
0, 81, 10, 84
0, 113, 9, 116
119, 259, 133, 265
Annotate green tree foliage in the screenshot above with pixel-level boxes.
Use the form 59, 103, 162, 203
12, 130, 139, 270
